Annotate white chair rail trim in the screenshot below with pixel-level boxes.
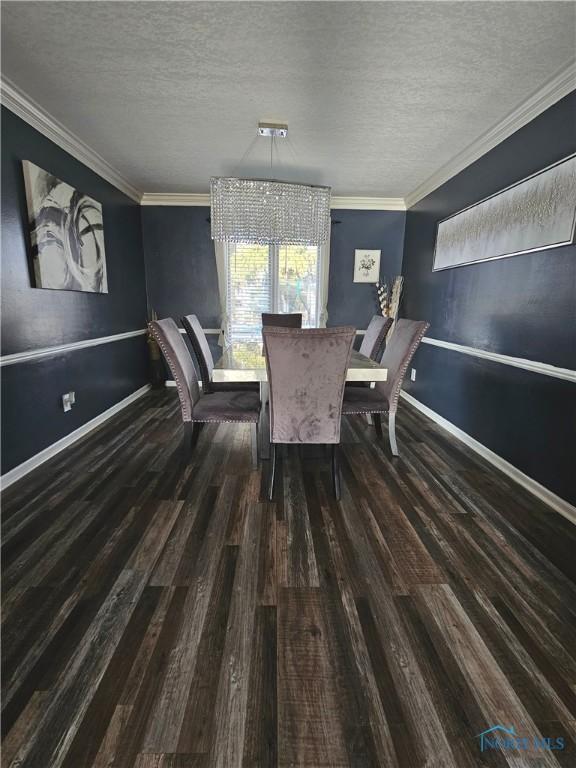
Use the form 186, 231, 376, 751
178, 328, 221, 335
422, 337, 576, 384
1, 384, 151, 489
0, 327, 367, 366
401, 391, 576, 524
178, 328, 366, 335
0, 329, 147, 367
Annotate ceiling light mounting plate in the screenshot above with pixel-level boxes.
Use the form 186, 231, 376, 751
258, 122, 288, 138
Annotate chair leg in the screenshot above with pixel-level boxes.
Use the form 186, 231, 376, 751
268, 443, 277, 501
373, 413, 383, 438
250, 422, 259, 470
388, 411, 399, 456
259, 382, 270, 460
331, 444, 341, 500
183, 422, 200, 460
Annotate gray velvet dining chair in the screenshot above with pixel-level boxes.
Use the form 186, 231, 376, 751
261, 312, 303, 328
346, 315, 394, 391
261, 313, 303, 356
359, 315, 394, 361
262, 325, 355, 500
181, 314, 258, 394
342, 319, 429, 456
149, 318, 261, 467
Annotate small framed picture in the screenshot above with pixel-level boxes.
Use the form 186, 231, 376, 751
354, 249, 381, 283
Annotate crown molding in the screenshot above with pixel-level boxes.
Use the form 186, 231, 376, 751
5, 59, 574, 214
330, 196, 405, 211
1, 76, 141, 202
140, 192, 210, 206
0, 81, 406, 210
140, 192, 406, 210
404, 60, 576, 209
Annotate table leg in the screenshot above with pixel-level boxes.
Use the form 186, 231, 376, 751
366, 382, 375, 425
259, 381, 270, 460
250, 423, 258, 470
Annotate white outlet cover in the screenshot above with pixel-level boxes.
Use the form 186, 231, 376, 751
410, 368, 417, 381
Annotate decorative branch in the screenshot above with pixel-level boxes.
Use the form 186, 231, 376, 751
375, 275, 403, 317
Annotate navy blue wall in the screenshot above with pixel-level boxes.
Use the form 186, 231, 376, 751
402, 92, 576, 505
141, 207, 220, 328
141, 206, 222, 363
142, 205, 406, 360
1, 107, 149, 474
328, 210, 405, 328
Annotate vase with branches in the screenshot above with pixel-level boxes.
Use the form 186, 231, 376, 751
375, 275, 404, 334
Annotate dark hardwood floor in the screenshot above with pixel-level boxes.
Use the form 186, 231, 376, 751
2, 389, 575, 767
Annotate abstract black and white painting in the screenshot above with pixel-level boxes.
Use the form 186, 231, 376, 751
22, 161, 108, 292
433, 154, 576, 271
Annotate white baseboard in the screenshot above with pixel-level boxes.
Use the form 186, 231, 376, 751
401, 391, 576, 525
1, 384, 151, 490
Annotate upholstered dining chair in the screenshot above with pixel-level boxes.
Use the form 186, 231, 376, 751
181, 314, 258, 394
359, 315, 394, 361
346, 315, 394, 391
342, 319, 429, 456
261, 312, 303, 328
261, 313, 303, 356
263, 325, 355, 501
149, 318, 261, 467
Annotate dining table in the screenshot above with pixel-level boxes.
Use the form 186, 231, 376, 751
212, 340, 388, 460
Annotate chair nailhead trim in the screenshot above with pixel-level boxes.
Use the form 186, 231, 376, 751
150, 324, 194, 421
192, 418, 259, 424
343, 409, 388, 415
389, 325, 429, 413
152, 322, 261, 427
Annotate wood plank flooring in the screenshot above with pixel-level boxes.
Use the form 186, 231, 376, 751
2, 389, 576, 767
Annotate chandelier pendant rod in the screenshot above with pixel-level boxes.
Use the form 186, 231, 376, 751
231, 133, 260, 177
210, 121, 331, 246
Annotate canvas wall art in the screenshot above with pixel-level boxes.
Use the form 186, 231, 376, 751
354, 249, 381, 282
22, 161, 108, 292
433, 154, 576, 271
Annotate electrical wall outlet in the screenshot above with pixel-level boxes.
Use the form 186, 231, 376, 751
69, 391, 76, 405
410, 368, 417, 381
62, 393, 72, 412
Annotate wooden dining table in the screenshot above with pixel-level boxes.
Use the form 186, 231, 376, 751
212, 340, 388, 460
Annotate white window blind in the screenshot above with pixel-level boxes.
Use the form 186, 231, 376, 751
227, 243, 272, 342
277, 244, 319, 329
226, 243, 322, 342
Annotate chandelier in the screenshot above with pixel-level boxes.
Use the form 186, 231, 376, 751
210, 123, 331, 246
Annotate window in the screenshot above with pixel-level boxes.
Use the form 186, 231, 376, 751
226, 243, 322, 342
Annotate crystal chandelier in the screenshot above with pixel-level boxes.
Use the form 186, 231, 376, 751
210, 123, 331, 246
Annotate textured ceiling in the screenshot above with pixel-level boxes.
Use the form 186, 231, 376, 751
2, 1, 575, 196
